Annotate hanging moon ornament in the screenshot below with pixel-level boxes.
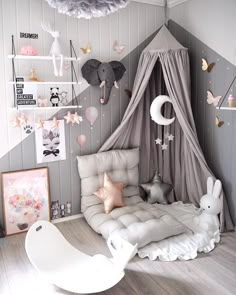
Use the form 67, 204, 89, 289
150, 95, 175, 126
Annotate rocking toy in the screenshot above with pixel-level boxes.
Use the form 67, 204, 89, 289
25, 220, 137, 294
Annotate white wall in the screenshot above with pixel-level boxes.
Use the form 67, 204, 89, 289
169, 0, 236, 66
0, 0, 164, 159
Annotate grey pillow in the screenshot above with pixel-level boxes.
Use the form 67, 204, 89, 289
77, 148, 140, 198
140, 172, 172, 204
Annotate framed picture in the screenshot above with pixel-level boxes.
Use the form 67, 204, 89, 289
1, 167, 50, 236
35, 119, 66, 164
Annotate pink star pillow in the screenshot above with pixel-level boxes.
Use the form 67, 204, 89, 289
94, 173, 124, 213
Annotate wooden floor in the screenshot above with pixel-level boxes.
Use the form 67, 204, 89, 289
0, 218, 235, 295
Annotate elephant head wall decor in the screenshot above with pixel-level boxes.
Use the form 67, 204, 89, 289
81, 59, 126, 105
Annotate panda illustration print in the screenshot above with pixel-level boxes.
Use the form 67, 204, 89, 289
50, 87, 60, 107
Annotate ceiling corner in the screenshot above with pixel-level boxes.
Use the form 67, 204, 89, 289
132, 0, 189, 8
168, 0, 189, 8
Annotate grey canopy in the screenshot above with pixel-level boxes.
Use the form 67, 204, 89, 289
99, 26, 233, 231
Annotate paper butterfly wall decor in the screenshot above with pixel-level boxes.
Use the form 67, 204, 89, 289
207, 91, 222, 107
113, 40, 125, 54
202, 58, 215, 72
215, 116, 224, 128
38, 95, 47, 107
80, 44, 91, 54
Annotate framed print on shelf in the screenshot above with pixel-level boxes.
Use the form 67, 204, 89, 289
1, 167, 50, 236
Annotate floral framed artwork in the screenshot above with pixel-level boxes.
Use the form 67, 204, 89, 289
1, 167, 50, 236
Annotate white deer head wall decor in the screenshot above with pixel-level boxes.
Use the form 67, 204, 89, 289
41, 22, 64, 77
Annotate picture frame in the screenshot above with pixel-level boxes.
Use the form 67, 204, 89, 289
1, 167, 50, 236
35, 119, 66, 164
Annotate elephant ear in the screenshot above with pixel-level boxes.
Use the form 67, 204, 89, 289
81, 59, 101, 86
109, 61, 126, 81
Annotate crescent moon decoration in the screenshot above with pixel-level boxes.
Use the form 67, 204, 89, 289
150, 95, 175, 126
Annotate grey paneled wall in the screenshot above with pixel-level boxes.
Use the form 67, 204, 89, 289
0, 0, 163, 226
169, 20, 236, 224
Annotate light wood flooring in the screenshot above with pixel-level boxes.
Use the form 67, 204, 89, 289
0, 218, 235, 295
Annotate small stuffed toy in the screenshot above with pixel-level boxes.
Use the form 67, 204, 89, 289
140, 172, 172, 204
20, 45, 38, 56
51, 200, 60, 219
194, 177, 222, 236
66, 202, 72, 215
60, 204, 65, 218
50, 87, 60, 107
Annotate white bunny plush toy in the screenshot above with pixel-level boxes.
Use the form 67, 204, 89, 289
194, 177, 222, 237
41, 22, 64, 77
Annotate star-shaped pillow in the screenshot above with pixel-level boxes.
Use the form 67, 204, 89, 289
94, 173, 124, 213
140, 172, 172, 204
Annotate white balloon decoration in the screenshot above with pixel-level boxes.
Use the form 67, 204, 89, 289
150, 95, 175, 126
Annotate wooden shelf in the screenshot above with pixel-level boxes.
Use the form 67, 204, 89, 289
8, 55, 81, 61
11, 105, 80, 111
216, 107, 236, 111
9, 81, 81, 85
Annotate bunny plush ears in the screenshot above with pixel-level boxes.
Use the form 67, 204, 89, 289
207, 177, 222, 199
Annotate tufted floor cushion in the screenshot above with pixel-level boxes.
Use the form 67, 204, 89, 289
77, 149, 186, 248
77, 148, 140, 212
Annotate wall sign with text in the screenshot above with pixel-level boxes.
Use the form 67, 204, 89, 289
16, 77, 37, 108
20, 32, 38, 39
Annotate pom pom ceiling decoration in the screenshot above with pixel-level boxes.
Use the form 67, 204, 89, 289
45, 0, 129, 19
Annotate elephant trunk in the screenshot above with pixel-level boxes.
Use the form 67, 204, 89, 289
103, 86, 112, 105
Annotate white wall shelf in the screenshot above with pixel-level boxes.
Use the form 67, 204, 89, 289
9, 81, 81, 85
9, 36, 80, 109
216, 107, 236, 111
8, 54, 81, 61
11, 105, 79, 111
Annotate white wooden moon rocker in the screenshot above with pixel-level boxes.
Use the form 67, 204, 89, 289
150, 95, 175, 126
25, 221, 137, 294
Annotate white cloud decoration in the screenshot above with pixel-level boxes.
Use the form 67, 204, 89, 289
45, 0, 129, 19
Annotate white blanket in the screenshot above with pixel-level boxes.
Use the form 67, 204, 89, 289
138, 202, 220, 261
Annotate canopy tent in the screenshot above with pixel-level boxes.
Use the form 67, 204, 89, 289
99, 26, 234, 231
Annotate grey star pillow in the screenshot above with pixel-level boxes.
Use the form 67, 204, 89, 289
140, 172, 172, 204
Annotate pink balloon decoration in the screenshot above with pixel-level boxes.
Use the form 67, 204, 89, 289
77, 134, 86, 147
85, 106, 98, 126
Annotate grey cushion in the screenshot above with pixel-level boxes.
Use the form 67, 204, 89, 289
77, 148, 186, 249
77, 148, 140, 212
140, 172, 172, 204
82, 195, 187, 248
